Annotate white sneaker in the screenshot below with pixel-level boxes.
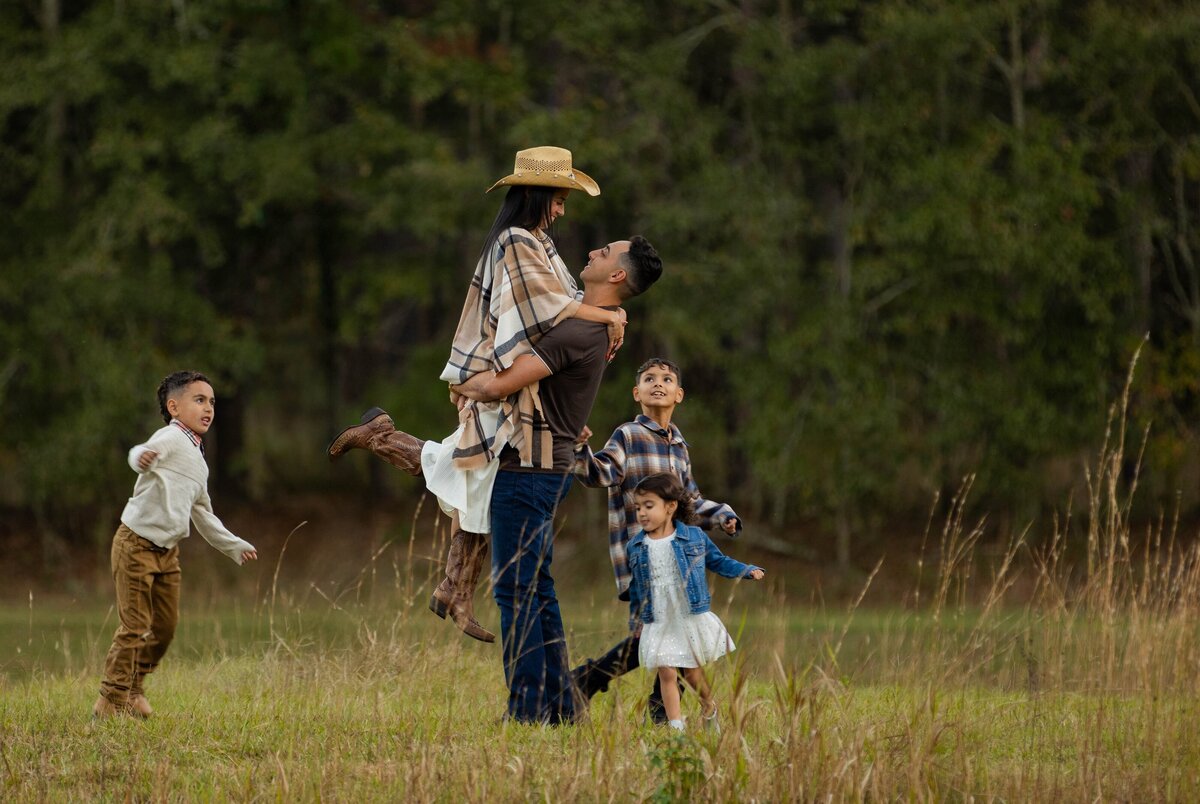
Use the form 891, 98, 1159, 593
703, 705, 720, 734
667, 718, 685, 732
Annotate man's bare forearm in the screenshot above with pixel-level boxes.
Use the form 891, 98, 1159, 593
451, 354, 554, 403
452, 371, 499, 402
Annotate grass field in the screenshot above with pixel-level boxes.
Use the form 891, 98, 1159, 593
4, 519, 1200, 801
3, 601, 1199, 801
5, 393, 1200, 800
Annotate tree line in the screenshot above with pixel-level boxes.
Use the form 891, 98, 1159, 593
2, 0, 1198, 566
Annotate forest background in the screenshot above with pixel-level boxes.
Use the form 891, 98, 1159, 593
3, 0, 1200, 592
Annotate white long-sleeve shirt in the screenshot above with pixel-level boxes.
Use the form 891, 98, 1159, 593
120, 424, 255, 564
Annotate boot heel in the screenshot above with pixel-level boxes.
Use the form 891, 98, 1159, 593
359, 406, 387, 424
429, 595, 448, 618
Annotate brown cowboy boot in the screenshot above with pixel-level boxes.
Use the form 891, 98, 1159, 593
327, 407, 424, 475
327, 407, 394, 459
429, 529, 496, 643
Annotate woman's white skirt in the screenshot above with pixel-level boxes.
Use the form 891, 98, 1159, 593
421, 423, 501, 534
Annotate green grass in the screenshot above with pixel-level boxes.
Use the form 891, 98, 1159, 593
3, 585, 1200, 801
3, 652, 1198, 800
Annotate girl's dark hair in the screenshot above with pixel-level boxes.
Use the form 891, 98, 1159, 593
634, 472, 699, 525
480, 185, 559, 262
157, 370, 209, 424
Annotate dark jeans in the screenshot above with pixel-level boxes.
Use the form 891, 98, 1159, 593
490, 470, 576, 724
571, 635, 683, 724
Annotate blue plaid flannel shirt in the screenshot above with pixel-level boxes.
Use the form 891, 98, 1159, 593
573, 414, 740, 597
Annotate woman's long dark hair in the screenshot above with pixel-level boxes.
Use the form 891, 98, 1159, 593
480, 185, 558, 262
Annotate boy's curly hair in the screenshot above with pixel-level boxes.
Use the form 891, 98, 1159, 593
157, 370, 210, 424
634, 472, 699, 526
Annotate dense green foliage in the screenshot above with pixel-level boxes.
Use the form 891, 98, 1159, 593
3, 1, 1199, 563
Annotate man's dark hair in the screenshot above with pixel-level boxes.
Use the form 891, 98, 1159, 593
618, 236, 663, 299
480, 185, 559, 262
634, 472, 699, 525
157, 370, 210, 424
635, 357, 682, 387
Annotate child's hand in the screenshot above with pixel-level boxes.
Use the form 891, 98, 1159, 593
722, 517, 739, 535
575, 425, 592, 445
137, 450, 159, 471
749, 568, 765, 580
241, 549, 258, 563
450, 388, 467, 411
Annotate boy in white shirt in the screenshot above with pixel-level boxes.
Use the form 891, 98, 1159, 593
93, 371, 258, 719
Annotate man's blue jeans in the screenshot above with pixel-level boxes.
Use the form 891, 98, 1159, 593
489, 470, 576, 724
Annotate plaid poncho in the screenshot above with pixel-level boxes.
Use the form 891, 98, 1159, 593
440, 227, 582, 469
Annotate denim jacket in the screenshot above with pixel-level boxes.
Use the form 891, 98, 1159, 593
627, 523, 761, 625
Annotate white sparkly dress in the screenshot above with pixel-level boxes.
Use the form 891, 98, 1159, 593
638, 533, 734, 669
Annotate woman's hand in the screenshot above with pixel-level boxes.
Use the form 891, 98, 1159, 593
606, 308, 627, 362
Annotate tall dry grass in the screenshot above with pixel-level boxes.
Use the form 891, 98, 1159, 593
3, 347, 1200, 800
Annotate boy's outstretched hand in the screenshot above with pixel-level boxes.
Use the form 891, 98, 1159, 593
137, 450, 158, 471
722, 517, 739, 535
241, 550, 258, 562
749, 568, 765, 580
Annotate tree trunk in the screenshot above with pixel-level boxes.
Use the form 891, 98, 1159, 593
317, 202, 340, 437
1123, 150, 1154, 336
212, 393, 246, 501
827, 76, 856, 570
835, 503, 852, 570
40, 0, 65, 202
1007, 9, 1025, 134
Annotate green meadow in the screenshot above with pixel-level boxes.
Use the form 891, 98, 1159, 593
4, 486, 1200, 802
4, 389, 1198, 801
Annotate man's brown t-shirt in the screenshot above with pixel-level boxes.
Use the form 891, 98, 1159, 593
497, 317, 609, 473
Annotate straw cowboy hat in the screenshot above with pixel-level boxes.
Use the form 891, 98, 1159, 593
486, 146, 600, 196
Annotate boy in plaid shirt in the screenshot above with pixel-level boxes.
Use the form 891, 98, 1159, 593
571, 357, 740, 721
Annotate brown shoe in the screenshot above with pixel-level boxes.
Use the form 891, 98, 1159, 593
429, 529, 495, 643
327, 407, 394, 459
327, 407, 424, 476
370, 430, 425, 476
129, 693, 153, 719
92, 695, 132, 719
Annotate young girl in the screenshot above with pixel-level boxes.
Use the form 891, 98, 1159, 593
329, 146, 625, 643
627, 473, 764, 732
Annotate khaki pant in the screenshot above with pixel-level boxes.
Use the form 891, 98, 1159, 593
99, 523, 181, 705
